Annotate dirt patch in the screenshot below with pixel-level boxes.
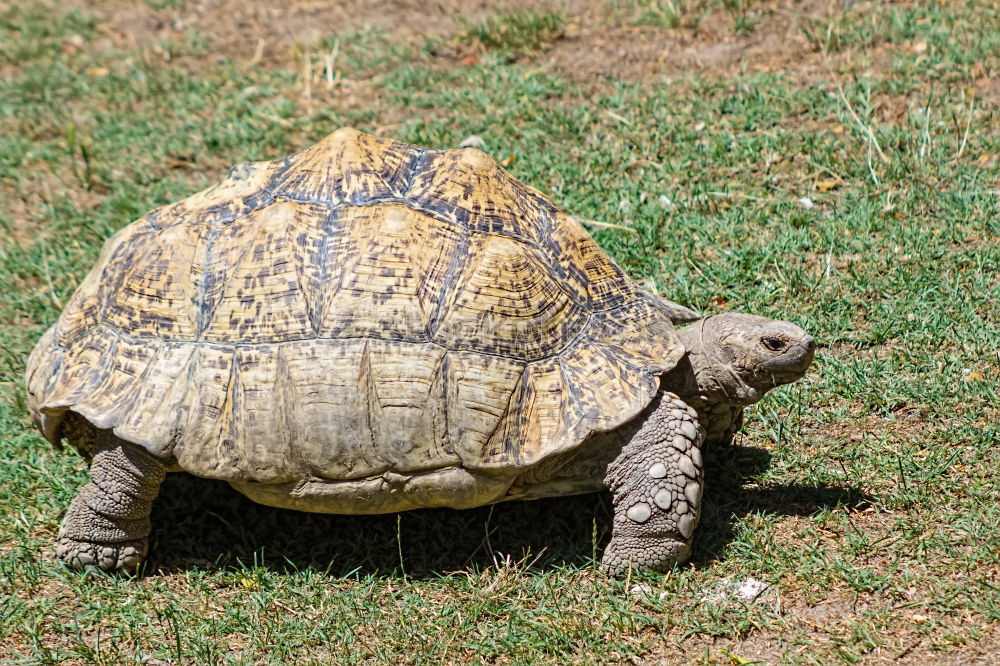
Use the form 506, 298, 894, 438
544, 0, 839, 84
544, 0, 997, 92
3, 173, 70, 252
645, 617, 1000, 665
78, 0, 999, 99
0, 161, 108, 252
87, 0, 588, 64
1, 192, 43, 250
81, 0, 845, 83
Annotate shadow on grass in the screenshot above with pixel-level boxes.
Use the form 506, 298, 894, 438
144, 444, 871, 578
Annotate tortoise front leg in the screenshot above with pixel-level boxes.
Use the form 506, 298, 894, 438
602, 391, 705, 577
56, 442, 167, 572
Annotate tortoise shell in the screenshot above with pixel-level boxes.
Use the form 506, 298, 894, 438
26, 128, 691, 488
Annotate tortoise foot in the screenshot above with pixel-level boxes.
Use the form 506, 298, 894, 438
55, 536, 148, 572
601, 536, 690, 578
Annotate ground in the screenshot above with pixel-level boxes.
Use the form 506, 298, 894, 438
0, 0, 998, 664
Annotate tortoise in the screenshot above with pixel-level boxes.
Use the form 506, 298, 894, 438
25, 128, 815, 575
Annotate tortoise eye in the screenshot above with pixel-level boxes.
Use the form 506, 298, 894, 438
762, 336, 786, 352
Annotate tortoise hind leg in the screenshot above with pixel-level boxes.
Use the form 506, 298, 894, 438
601, 391, 705, 577
56, 440, 167, 572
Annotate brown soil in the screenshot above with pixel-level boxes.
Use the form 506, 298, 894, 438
646, 615, 1000, 665
87, 0, 585, 65
86, 0, 860, 82
545, 0, 839, 84
76, 0, 999, 122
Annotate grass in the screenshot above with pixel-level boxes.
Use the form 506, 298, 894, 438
622, 0, 760, 31
1, 0, 999, 663
626, 0, 710, 29
459, 9, 565, 55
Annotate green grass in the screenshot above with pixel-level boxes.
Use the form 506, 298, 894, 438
1, 0, 999, 663
458, 9, 565, 56
621, 0, 762, 31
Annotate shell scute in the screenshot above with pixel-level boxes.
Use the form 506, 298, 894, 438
433, 234, 589, 360
41, 325, 120, 413
540, 213, 644, 310
72, 334, 158, 431
113, 341, 195, 452
53, 224, 158, 346
272, 128, 421, 205
199, 201, 317, 344
366, 341, 458, 472
587, 299, 684, 372
273, 339, 386, 480
482, 357, 566, 467
445, 351, 527, 465
103, 224, 200, 340
147, 159, 280, 231
405, 148, 554, 241
317, 204, 464, 342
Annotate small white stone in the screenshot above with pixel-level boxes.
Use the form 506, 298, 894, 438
653, 488, 672, 510
627, 502, 652, 523
648, 463, 667, 479
798, 196, 814, 209
735, 577, 769, 600
678, 514, 695, 538
680, 421, 697, 440
679, 456, 697, 479
459, 134, 486, 148
685, 482, 701, 506
691, 447, 703, 468
658, 194, 672, 209
629, 583, 653, 597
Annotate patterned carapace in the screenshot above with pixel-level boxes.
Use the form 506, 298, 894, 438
26, 128, 691, 486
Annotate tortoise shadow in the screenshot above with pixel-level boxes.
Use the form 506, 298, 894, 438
145, 444, 872, 578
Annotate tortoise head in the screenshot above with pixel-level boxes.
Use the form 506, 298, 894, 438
676, 313, 815, 407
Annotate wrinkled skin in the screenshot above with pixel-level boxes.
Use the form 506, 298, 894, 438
676, 313, 817, 409
601, 312, 814, 576
672, 313, 816, 446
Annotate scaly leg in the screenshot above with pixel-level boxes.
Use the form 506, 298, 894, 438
56, 442, 167, 571
602, 391, 705, 576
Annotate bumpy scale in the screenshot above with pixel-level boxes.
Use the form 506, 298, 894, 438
56, 440, 167, 571
602, 392, 705, 575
